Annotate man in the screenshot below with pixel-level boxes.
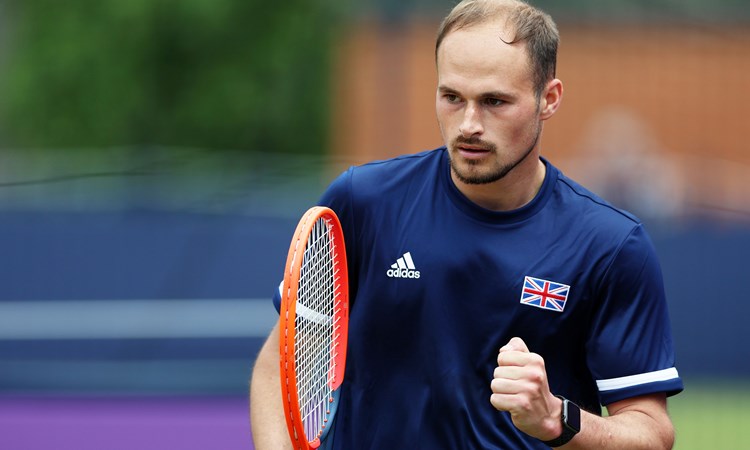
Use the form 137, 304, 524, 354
251, 0, 683, 448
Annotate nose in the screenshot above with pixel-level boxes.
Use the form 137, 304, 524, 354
459, 103, 483, 137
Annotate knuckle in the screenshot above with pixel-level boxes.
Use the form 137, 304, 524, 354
517, 397, 532, 413
529, 368, 545, 384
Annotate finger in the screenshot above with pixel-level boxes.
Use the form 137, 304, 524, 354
489, 392, 528, 413
489, 392, 512, 411
493, 365, 526, 381
497, 348, 536, 367
490, 375, 531, 398
505, 337, 529, 353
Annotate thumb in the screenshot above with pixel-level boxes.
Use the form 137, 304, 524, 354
499, 337, 530, 354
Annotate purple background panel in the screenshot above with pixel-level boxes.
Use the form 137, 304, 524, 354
0, 396, 255, 450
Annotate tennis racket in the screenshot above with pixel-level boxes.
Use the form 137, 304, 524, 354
279, 206, 349, 450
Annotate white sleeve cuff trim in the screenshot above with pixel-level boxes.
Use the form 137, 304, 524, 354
596, 368, 680, 392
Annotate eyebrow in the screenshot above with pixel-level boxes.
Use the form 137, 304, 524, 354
437, 85, 517, 101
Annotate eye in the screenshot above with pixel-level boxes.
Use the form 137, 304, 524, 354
484, 97, 504, 107
443, 93, 461, 104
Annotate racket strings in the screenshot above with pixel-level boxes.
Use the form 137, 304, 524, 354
295, 217, 344, 441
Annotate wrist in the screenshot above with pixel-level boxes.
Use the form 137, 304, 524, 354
541, 395, 581, 448
540, 395, 564, 441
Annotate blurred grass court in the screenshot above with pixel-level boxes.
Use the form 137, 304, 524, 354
670, 381, 750, 449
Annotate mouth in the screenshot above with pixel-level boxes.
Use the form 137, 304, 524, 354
456, 144, 492, 160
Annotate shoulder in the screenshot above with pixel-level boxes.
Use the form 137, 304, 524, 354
350, 148, 444, 185
547, 162, 665, 295
326, 148, 444, 201
545, 162, 661, 274
549, 163, 642, 235
318, 147, 444, 222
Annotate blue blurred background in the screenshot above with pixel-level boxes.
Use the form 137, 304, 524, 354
0, 1, 748, 449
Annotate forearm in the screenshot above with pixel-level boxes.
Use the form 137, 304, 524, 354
250, 322, 293, 450
560, 394, 674, 450
491, 341, 675, 449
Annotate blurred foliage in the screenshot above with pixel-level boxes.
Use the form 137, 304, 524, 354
361, 0, 750, 22
0, 0, 343, 154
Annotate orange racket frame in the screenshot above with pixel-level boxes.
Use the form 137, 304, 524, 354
279, 206, 349, 450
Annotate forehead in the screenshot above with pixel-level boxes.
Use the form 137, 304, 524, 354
437, 19, 533, 94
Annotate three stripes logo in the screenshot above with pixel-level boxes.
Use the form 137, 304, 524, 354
386, 252, 421, 279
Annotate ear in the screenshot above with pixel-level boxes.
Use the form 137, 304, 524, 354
538, 78, 563, 121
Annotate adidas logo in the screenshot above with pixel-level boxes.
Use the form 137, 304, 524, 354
386, 252, 421, 279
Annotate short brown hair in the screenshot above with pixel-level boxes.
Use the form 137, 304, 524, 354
435, 0, 559, 97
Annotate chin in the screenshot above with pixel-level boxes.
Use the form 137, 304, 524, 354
451, 162, 509, 185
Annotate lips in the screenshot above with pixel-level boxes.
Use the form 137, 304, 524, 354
457, 145, 491, 160
459, 145, 489, 152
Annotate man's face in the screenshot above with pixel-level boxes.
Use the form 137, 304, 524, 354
436, 19, 544, 186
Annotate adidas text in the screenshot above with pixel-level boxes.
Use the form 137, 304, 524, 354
386, 268, 421, 279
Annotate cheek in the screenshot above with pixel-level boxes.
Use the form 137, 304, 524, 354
500, 109, 537, 138
435, 104, 452, 135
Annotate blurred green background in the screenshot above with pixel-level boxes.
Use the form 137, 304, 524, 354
0, 0, 339, 154
0, 1, 748, 449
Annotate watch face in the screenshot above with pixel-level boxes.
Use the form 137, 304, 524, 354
564, 399, 581, 433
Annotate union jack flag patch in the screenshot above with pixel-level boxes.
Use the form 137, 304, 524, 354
520, 276, 571, 312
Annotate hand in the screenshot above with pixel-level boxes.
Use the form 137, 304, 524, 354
490, 337, 562, 441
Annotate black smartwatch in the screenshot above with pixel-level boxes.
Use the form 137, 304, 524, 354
541, 395, 581, 448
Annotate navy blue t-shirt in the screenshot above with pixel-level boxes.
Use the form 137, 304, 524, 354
273, 148, 682, 449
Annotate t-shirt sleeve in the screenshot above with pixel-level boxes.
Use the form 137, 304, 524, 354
586, 224, 683, 405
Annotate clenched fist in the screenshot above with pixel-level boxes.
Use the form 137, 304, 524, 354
490, 337, 562, 441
